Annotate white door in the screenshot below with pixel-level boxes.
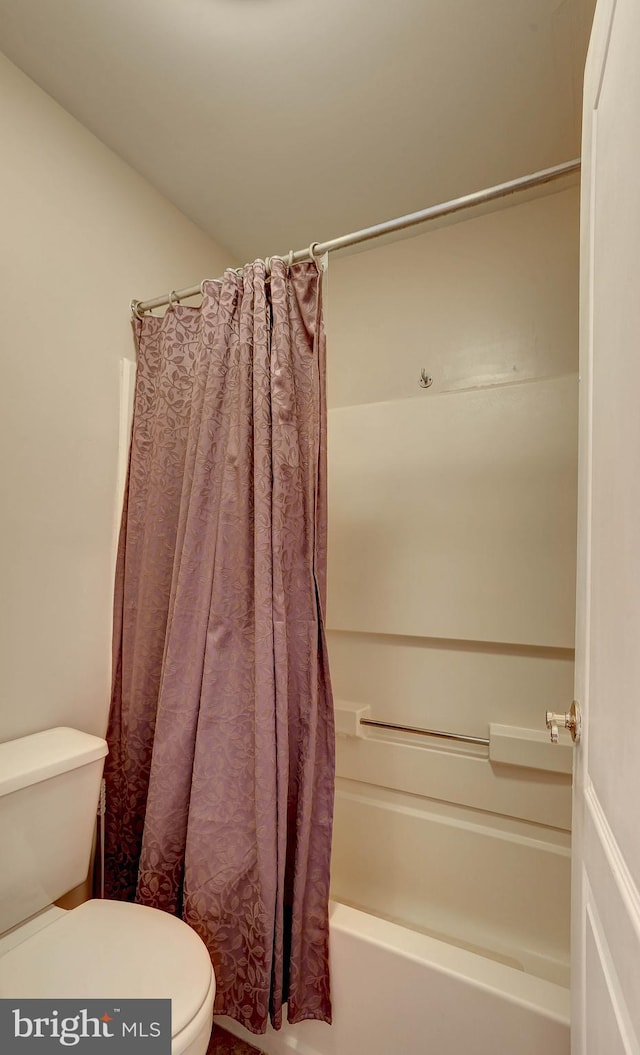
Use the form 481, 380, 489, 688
572, 0, 640, 1051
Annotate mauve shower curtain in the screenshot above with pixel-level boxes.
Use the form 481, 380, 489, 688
104, 259, 335, 1034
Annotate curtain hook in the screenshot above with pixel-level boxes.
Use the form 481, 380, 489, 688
308, 241, 321, 261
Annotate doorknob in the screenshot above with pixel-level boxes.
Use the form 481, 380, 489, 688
545, 700, 581, 744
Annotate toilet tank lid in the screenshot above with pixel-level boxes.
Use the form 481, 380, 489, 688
0, 727, 108, 798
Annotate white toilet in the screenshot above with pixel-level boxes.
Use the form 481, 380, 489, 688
0, 727, 216, 1055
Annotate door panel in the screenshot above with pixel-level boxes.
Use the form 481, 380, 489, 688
573, 0, 640, 1050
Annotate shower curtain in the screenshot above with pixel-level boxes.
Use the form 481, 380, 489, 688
103, 259, 335, 1034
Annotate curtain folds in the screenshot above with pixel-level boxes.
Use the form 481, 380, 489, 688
104, 259, 335, 1034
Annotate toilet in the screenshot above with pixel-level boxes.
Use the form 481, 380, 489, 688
0, 727, 215, 1055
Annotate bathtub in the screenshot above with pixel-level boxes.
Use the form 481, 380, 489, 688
217, 719, 572, 1054
216, 901, 569, 1054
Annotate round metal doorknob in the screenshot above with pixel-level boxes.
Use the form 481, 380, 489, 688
545, 701, 581, 744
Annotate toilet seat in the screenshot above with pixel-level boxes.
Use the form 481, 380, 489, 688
0, 899, 215, 1054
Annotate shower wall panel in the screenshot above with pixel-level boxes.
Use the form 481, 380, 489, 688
325, 187, 579, 978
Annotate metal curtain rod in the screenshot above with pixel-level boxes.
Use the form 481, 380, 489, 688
133, 158, 580, 314
360, 717, 489, 747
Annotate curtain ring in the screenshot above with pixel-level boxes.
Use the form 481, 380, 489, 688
287, 249, 294, 268
168, 290, 180, 311
200, 279, 207, 296
130, 299, 145, 320
264, 256, 272, 276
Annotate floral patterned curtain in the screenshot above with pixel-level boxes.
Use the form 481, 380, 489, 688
104, 260, 335, 1034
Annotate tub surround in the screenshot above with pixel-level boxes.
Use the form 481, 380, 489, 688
323, 188, 578, 1006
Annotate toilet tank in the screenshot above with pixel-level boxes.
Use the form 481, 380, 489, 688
0, 728, 108, 935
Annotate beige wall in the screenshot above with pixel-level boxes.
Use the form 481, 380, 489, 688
325, 189, 579, 977
0, 54, 234, 744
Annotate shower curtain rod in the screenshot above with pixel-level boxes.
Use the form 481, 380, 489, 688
132, 158, 581, 315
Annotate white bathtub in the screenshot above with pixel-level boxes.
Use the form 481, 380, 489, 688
218, 713, 572, 1054
216, 901, 569, 1055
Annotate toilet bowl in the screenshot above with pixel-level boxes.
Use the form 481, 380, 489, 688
0, 900, 215, 1055
0, 728, 216, 1055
